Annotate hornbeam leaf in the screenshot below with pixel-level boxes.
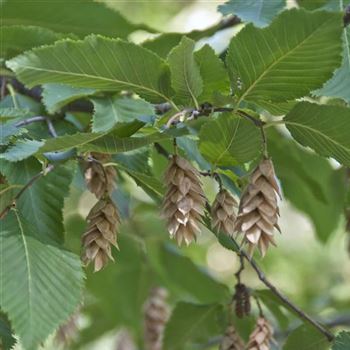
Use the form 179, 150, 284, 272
332, 332, 350, 350
6, 35, 173, 104
38, 129, 188, 154
0, 210, 83, 350
284, 102, 350, 166
91, 96, 155, 133
1, 0, 149, 38
314, 27, 350, 104
0, 159, 73, 243
194, 44, 230, 103
0, 139, 44, 162
226, 9, 343, 105
199, 113, 261, 166
0, 26, 70, 59
168, 37, 203, 106
219, 0, 285, 27
163, 302, 223, 350
42, 84, 96, 114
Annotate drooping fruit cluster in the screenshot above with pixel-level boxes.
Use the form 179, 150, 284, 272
234, 283, 251, 318
246, 317, 274, 350
219, 325, 245, 350
82, 197, 120, 272
85, 152, 116, 198
211, 189, 238, 235
161, 155, 206, 245
235, 158, 281, 256
144, 287, 170, 350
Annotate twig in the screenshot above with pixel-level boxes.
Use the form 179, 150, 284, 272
0, 164, 55, 218
234, 253, 245, 283
15, 115, 58, 138
154, 143, 170, 158
232, 238, 335, 342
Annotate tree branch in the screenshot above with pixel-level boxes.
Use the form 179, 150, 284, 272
15, 115, 58, 138
229, 237, 335, 342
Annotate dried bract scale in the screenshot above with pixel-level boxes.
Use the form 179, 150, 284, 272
234, 283, 251, 318
84, 152, 116, 198
115, 330, 137, 350
219, 325, 245, 350
246, 317, 273, 350
144, 287, 170, 350
235, 158, 281, 256
82, 197, 120, 272
211, 189, 238, 235
56, 313, 79, 346
162, 155, 206, 245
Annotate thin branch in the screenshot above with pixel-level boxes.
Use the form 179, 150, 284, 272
46, 118, 58, 138
234, 253, 245, 283
231, 237, 335, 342
0, 164, 55, 218
15, 116, 47, 127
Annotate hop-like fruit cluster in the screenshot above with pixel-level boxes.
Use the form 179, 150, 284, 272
115, 330, 137, 350
235, 158, 281, 256
211, 189, 238, 235
234, 283, 251, 318
219, 325, 245, 350
85, 152, 116, 198
82, 198, 120, 272
144, 287, 170, 350
246, 317, 273, 350
162, 155, 206, 245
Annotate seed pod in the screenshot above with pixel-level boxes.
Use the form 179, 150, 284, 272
234, 283, 251, 318
235, 158, 281, 256
144, 287, 170, 350
161, 155, 206, 245
56, 313, 79, 346
115, 330, 137, 350
84, 152, 116, 198
219, 325, 245, 350
246, 317, 273, 350
82, 197, 120, 272
211, 189, 238, 235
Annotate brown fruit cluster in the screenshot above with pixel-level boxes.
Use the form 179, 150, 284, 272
162, 155, 206, 245
246, 317, 273, 350
211, 189, 238, 236
234, 283, 251, 318
82, 198, 120, 272
219, 325, 245, 350
85, 152, 116, 198
144, 287, 170, 350
235, 158, 281, 256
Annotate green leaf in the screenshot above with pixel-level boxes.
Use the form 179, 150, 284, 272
0, 159, 73, 243
0, 315, 16, 350
268, 129, 346, 241
0, 210, 83, 350
194, 44, 230, 103
42, 84, 95, 114
1, 0, 147, 38
168, 37, 203, 106
219, 0, 285, 27
0, 184, 22, 214
296, 0, 329, 11
143, 33, 183, 59
38, 128, 187, 154
226, 9, 343, 105
332, 332, 350, 350
283, 324, 329, 350
159, 244, 230, 304
6, 35, 173, 104
0, 122, 27, 145
0, 107, 34, 120
0, 25, 71, 59
284, 102, 350, 166
163, 302, 223, 350
314, 28, 350, 104
0, 139, 44, 162
91, 96, 155, 133
199, 113, 261, 167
